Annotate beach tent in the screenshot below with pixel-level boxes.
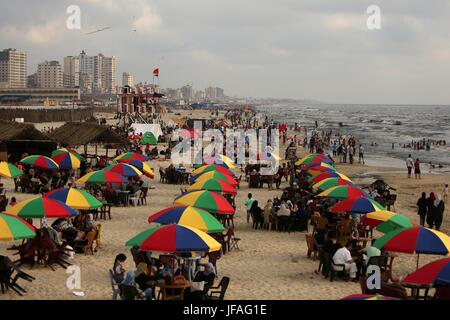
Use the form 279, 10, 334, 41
131, 123, 163, 139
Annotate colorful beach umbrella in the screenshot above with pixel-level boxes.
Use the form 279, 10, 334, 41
6, 197, 77, 219
51, 148, 81, 159
190, 170, 238, 186
174, 190, 235, 214
312, 178, 354, 191
187, 179, 237, 195
127, 160, 154, 178
126, 224, 221, 253
192, 164, 237, 178
309, 171, 352, 183
51, 151, 81, 170
308, 166, 336, 176
77, 170, 127, 184
330, 198, 384, 214
0, 213, 36, 241
318, 185, 369, 200
114, 152, 149, 163
0, 162, 23, 179
341, 294, 400, 300
374, 227, 450, 255
205, 154, 235, 170
20, 155, 59, 170
295, 154, 333, 166
43, 188, 102, 210
148, 206, 224, 233
364, 210, 413, 234
105, 163, 143, 178
303, 162, 335, 171
403, 258, 450, 286
139, 132, 158, 146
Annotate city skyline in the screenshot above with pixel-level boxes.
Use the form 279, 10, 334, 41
1, 1, 450, 104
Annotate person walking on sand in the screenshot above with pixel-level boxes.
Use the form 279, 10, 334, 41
358, 144, 365, 164
443, 184, 449, 204
406, 154, 414, 178
414, 158, 421, 179
426, 192, 436, 228
244, 193, 255, 224
416, 192, 428, 227
434, 194, 445, 231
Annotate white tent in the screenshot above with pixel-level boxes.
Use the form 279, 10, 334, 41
131, 123, 163, 138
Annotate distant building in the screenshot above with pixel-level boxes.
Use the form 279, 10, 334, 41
37, 61, 63, 88
122, 72, 134, 87
63, 56, 80, 88
0, 87, 80, 103
181, 84, 193, 102
0, 48, 27, 88
78, 51, 115, 94
27, 73, 38, 88
205, 86, 225, 100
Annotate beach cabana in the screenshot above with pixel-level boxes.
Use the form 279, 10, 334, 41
0, 121, 56, 163
49, 122, 130, 159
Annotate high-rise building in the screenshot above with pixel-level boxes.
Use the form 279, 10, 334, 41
181, 84, 193, 102
215, 87, 224, 99
37, 61, 63, 88
101, 55, 116, 94
63, 56, 80, 88
122, 72, 134, 87
0, 48, 27, 88
205, 86, 216, 100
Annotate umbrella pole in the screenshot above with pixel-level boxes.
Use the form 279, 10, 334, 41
416, 254, 420, 270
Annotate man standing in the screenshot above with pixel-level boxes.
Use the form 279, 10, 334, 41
358, 144, 365, 164
244, 193, 255, 223
406, 154, 414, 178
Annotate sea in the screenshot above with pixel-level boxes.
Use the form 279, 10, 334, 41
257, 103, 450, 173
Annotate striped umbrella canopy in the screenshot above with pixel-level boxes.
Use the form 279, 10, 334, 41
43, 188, 102, 210
309, 171, 352, 183
114, 152, 149, 162
308, 166, 336, 177
20, 155, 59, 170
192, 164, 237, 178
51, 147, 79, 156
187, 179, 237, 195
312, 178, 354, 191
190, 170, 238, 186
139, 132, 158, 146
127, 160, 154, 178
403, 258, 450, 286
77, 170, 127, 184
365, 210, 413, 234
0, 213, 36, 241
148, 206, 224, 233
302, 162, 335, 171
295, 154, 334, 166
174, 190, 235, 214
6, 197, 77, 219
104, 163, 143, 178
51, 151, 81, 170
341, 294, 400, 300
126, 224, 222, 253
205, 154, 235, 170
0, 162, 23, 179
374, 227, 450, 255
375, 227, 450, 270
318, 185, 369, 200
330, 198, 384, 214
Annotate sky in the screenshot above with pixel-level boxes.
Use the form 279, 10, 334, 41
1, 0, 450, 104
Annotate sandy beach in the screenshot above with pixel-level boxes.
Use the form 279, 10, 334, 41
0, 109, 448, 300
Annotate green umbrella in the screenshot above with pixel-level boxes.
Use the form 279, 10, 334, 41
0, 213, 36, 241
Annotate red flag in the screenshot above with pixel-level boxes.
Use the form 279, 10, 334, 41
153, 68, 159, 76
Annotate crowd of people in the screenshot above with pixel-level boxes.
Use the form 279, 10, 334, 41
417, 188, 447, 230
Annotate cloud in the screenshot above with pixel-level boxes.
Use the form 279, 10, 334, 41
134, 5, 162, 34
25, 19, 65, 45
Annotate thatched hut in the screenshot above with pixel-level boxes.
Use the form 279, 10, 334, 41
49, 122, 129, 158
0, 121, 56, 162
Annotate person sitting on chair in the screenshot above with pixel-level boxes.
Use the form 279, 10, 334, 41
185, 262, 216, 300
332, 241, 358, 281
